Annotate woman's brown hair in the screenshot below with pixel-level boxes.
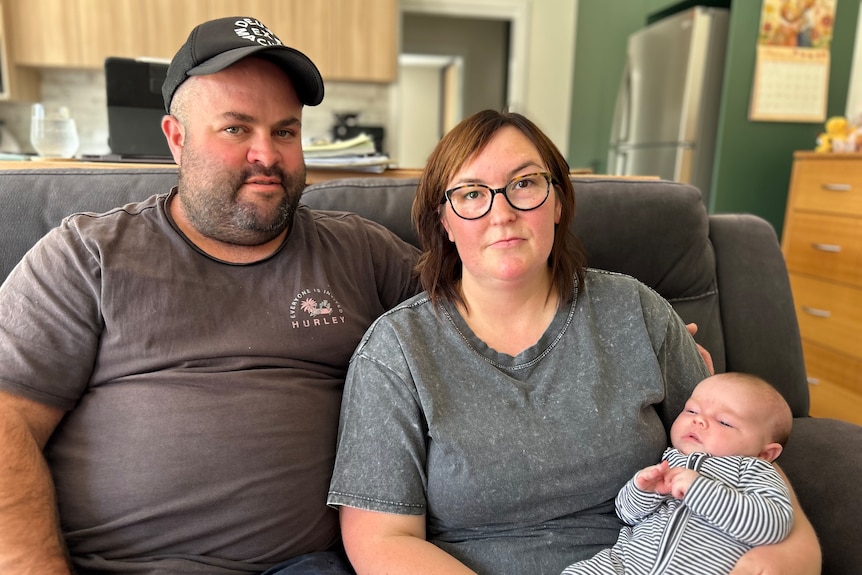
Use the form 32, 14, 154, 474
411, 109, 587, 307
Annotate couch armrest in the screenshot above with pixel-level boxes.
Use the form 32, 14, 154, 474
709, 213, 808, 416
779, 417, 862, 575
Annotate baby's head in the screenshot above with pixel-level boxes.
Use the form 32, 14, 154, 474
670, 372, 792, 462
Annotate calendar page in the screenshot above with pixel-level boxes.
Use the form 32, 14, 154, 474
749, 0, 836, 123
749, 46, 829, 122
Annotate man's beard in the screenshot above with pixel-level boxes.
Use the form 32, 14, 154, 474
177, 156, 306, 247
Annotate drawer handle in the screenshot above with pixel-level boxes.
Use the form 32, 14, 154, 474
802, 306, 831, 318
807, 377, 820, 385
811, 242, 842, 252
821, 183, 852, 192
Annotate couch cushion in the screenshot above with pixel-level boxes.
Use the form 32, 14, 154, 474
0, 168, 178, 281
301, 177, 422, 246
3, 171, 723, 373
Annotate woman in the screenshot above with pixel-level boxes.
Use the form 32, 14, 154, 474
326, 111, 819, 574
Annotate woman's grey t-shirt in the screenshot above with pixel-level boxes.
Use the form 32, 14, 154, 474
328, 270, 709, 575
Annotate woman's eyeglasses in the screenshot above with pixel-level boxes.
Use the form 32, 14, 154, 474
441, 172, 553, 220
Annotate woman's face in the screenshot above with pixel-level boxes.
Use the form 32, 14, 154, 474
440, 126, 562, 290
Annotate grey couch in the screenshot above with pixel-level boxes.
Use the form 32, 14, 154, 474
1, 167, 860, 573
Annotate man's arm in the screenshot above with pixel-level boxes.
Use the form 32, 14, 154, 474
0, 390, 70, 574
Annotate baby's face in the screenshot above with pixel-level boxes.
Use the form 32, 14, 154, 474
670, 378, 774, 458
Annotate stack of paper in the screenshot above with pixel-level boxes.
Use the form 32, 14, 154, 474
303, 133, 390, 172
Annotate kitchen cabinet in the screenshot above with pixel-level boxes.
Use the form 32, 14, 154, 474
7, 0, 397, 82
207, 1, 333, 78
208, 0, 397, 82
330, 0, 398, 82
77, 0, 151, 64
8, 0, 81, 67
78, 0, 210, 63
0, 0, 38, 101
9, 0, 208, 66
139, 1, 211, 59
781, 151, 862, 425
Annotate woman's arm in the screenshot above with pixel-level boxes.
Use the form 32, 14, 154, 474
340, 506, 478, 575
729, 465, 821, 575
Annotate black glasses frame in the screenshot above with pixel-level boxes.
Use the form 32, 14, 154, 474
440, 172, 553, 220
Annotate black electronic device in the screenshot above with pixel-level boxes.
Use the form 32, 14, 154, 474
102, 57, 172, 161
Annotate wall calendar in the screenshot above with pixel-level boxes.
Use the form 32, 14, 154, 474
749, 0, 836, 122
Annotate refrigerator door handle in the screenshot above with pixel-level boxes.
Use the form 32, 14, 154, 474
609, 61, 632, 146
616, 150, 629, 175
620, 62, 632, 144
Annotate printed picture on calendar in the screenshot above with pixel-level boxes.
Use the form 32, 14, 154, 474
758, 0, 836, 49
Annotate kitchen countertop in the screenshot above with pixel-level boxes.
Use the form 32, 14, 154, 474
0, 160, 425, 183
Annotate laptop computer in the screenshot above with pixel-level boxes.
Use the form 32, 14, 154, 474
94, 57, 173, 162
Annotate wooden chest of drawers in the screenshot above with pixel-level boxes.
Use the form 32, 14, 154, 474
782, 152, 862, 425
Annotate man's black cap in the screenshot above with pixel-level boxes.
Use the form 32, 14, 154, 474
162, 16, 325, 112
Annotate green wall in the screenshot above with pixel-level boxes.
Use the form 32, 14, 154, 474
710, 0, 858, 236
568, 0, 860, 237
568, 0, 686, 173
568, 1, 652, 174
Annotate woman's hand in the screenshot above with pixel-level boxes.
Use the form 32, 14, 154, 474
729, 465, 821, 575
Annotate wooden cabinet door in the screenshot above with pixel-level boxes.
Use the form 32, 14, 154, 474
270, 0, 332, 79
140, 0, 210, 60
9, 0, 82, 66
78, 0, 209, 64
205, 1, 331, 77
207, 0, 274, 22
330, 0, 397, 82
0, 0, 39, 100
7, 0, 396, 79
77, 0, 147, 66
208, 0, 395, 82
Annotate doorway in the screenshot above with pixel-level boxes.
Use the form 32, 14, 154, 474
394, 54, 464, 168
391, 0, 525, 168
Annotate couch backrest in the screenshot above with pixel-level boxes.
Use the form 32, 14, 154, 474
0, 168, 807, 416
0, 168, 179, 281
302, 176, 807, 417
302, 176, 716, 303
302, 176, 726, 376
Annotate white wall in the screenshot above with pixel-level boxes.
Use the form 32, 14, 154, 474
524, 0, 577, 156
846, 0, 862, 122
401, 0, 577, 156
395, 55, 453, 167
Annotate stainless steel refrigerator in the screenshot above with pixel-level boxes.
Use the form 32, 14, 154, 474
607, 7, 729, 207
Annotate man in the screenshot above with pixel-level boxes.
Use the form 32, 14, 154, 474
0, 16, 419, 575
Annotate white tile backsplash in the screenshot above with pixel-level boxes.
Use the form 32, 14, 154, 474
0, 69, 391, 157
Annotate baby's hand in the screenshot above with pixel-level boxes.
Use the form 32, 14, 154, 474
634, 461, 672, 493
663, 467, 699, 499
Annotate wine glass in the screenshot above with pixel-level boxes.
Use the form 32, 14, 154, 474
30, 103, 80, 159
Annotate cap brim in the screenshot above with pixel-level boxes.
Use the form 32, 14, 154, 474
188, 45, 324, 106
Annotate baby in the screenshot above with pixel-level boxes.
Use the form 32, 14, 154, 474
561, 372, 794, 575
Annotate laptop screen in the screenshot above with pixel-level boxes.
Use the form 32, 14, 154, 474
104, 57, 172, 160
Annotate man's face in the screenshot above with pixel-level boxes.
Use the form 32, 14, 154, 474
170, 57, 307, 247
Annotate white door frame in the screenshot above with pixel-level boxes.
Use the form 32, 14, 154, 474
395, 54, 464, 168
400, 0, 530, 112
